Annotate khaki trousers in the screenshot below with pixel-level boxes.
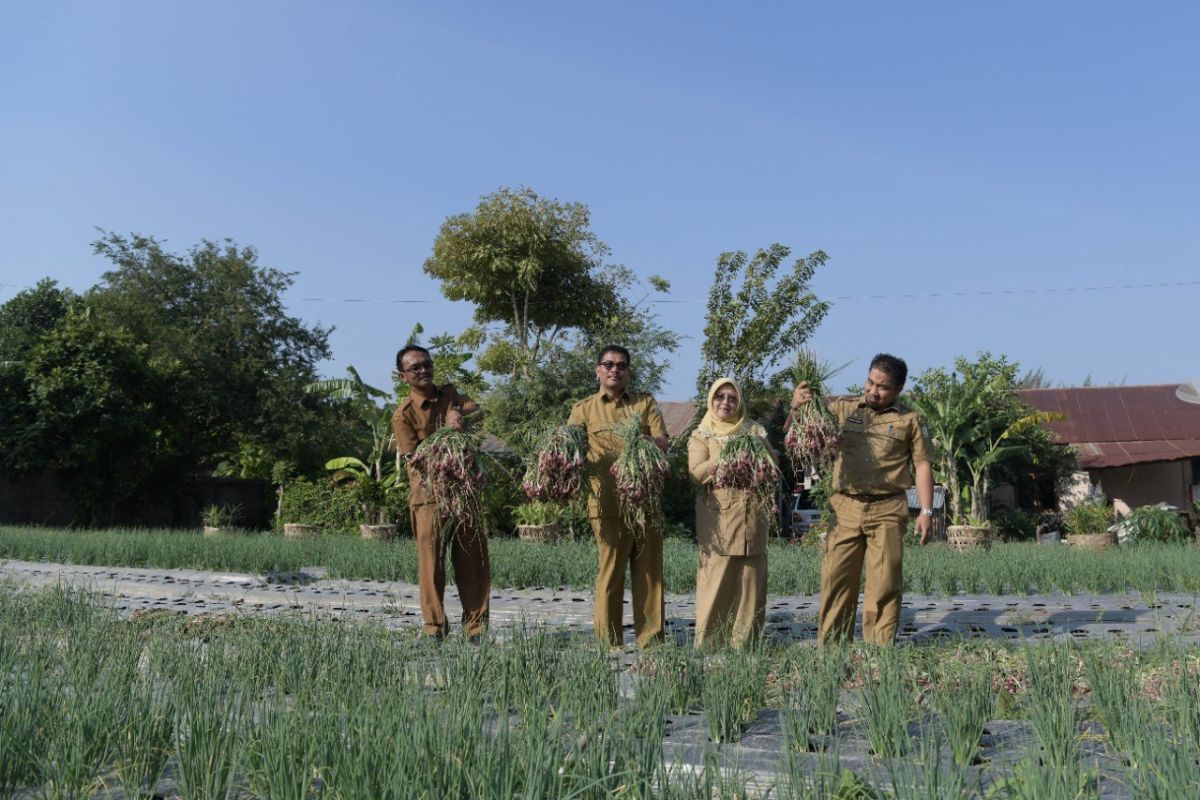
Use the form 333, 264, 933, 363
591, 516, 665, 648
695, 550, 766, 649
411, 502, 491, 637
818, 493, 906, 646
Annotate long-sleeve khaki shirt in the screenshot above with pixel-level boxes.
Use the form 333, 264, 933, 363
568, 389, 668, 520
827, 398, 933, 495
391, 383, 469, 506
687, 422, 773, 557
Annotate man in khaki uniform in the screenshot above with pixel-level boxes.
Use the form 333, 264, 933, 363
792, 353, 934, 646
568, 344, 669, 648
392, 345, 490, 638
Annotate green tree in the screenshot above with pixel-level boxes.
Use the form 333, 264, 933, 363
88, 232, 335, 474
697, 244, 830, 405
0, 280, 80, 474
23, 309, 181, 521
909, 353, 1073, 524
483, 268, 678, 454
424, 186, 623, 377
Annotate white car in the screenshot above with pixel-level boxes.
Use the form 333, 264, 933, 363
791, 494, 822, 535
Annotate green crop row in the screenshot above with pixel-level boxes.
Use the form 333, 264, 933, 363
2, 585, 1199, 799
5, 525, 1200, 595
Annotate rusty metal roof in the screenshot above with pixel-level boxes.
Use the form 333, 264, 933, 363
1017, 385, 1200, 468
659, 401, 699, 439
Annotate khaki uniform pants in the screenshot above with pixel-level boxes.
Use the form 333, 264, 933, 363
411, 502, 490, 637
695, 551, 766, 649
591, 516, 665, 648
818, 494, 906, 646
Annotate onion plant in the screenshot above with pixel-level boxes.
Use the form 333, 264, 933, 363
860, 647, 913, 759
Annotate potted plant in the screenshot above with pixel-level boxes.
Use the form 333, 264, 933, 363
1063, 496, 1116, 551
909, 361, 1059, 552
513, 501, 562, 543
201, 503, 242, 536
1035, 510, 1063, 544
325, 456, 400, 541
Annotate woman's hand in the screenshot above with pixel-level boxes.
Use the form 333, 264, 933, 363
791, 382, 813, 409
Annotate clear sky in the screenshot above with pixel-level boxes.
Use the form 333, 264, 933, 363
3, 2, 1197, 400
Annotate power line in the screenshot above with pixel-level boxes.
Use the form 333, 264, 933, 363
284, 278, 1200, 304
4, 278, 1197, 304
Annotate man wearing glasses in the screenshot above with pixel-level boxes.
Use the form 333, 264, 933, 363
392, 345, 490, 639
569, 345, 670, 648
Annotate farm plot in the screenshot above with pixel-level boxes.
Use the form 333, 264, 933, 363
2, 585, 1199, 799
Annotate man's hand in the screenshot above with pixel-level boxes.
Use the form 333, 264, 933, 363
915, 514, 932, 545
791, 382, 813, 409
446, 407, 465, 431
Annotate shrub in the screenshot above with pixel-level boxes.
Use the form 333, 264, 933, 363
1117, 504, 1191, 545
275, 477, 363, 533
991, 508, 1039, 542
1063, 497, 1113, 535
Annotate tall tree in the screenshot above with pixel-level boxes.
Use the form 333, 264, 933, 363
88, 232, 334, 473
424, 186, 622, 376
697, 244, 830, 403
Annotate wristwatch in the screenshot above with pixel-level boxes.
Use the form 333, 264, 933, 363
920, 507, 933, 517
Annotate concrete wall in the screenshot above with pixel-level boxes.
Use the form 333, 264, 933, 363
1057, 460, 1192, 515
1100, 460, 1190, 514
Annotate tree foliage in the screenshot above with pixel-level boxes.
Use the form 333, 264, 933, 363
482, 268, 678, 454
88, 232, 336, 474
697, 244, 830, 404
908, 353, 1076, 524
424, 187, 623, 376
0, 235, 346, 523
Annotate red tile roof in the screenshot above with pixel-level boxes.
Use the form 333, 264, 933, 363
1017, 385, 1200, 468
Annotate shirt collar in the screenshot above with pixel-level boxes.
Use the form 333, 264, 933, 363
413, 385, 442, 409
597, 388, 630, 404
857, 399, 899, 414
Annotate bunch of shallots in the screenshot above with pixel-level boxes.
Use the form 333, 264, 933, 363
408, 427, 487, 537
784, 349, 845, 476
610, 415, 671, 533
711, 431, 781, 519
523, 424, 587, 503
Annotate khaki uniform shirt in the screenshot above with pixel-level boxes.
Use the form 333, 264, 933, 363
828, 397, 933, 495
687, 422, 773, 557
391, 383, 469, 506
568, 389, 668, 520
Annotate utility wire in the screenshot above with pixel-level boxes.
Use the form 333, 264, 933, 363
283, 278, 1200, 304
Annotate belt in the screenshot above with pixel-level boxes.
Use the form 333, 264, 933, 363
838, 491, 905, 504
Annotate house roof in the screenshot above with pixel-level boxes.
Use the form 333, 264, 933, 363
1016, 385, 1200, 469
659, 400, 699, 439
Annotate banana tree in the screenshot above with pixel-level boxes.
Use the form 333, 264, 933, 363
325, 456, 399, 524
909, 354, 1062, 525
305, 366, 395, 481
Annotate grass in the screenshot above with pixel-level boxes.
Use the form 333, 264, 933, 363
4, 525, 1200, 595
2, 585, 1200, 799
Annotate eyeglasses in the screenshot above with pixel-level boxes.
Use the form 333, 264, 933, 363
713, 392, 739, 405
598, 361, 629, 372
403, 361, 434, 374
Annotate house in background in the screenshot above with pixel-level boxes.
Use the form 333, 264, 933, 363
1017, 385, 1200, 515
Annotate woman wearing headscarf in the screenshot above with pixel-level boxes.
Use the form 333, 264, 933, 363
687, 377, 774, 648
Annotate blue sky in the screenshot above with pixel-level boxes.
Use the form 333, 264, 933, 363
3, 2, 1197, 400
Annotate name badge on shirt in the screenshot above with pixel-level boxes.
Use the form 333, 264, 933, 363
847, 416, 864, 426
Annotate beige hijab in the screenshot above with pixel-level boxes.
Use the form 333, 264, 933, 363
697, 377, 746, 438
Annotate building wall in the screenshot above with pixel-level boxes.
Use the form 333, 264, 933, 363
1098, 460, 1190, 513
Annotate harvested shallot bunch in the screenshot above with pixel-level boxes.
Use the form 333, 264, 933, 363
408, 427, 487, 537
711, 431, 781, 521
785, 349, 846, 476
610, 415, 671, 534
523, 424, 587, 503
